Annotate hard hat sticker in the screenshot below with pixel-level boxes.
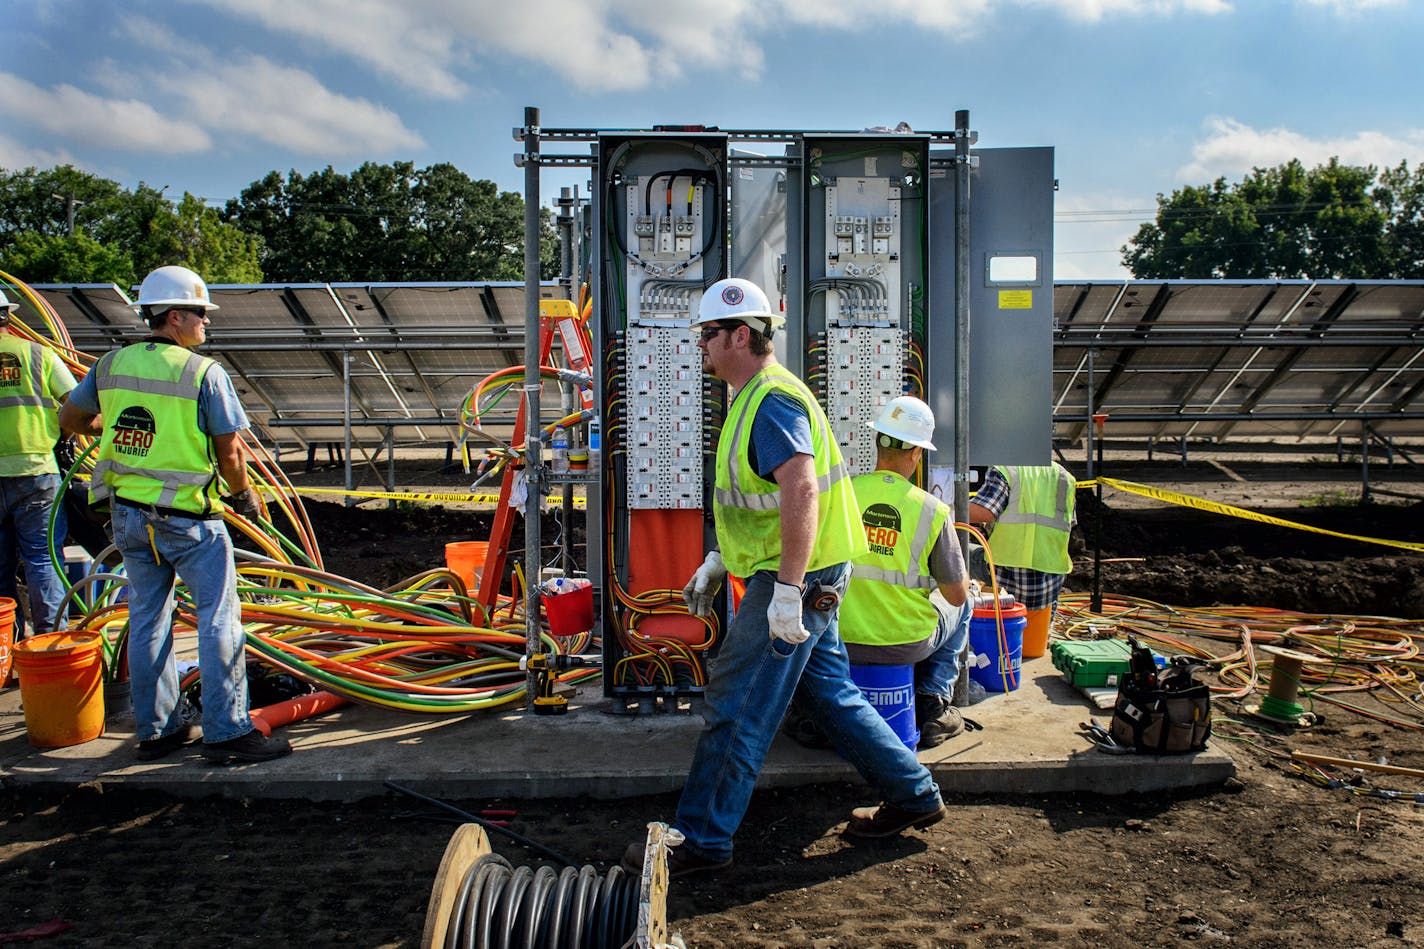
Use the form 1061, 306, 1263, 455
721, 285, 743, 306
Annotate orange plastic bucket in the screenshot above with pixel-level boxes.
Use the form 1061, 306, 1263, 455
0, 596, 15, 685
1022, 606, 1055, 659
13, 631, 105, 747
444, 541, 490, 591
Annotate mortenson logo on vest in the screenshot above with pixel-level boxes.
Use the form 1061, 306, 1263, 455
862, 502, 902, 556
0, 352, 21, 387
112, 406, 157, 456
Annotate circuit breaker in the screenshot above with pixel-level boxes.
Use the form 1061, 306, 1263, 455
823, 327, 906, 473
624, 328, 702, 508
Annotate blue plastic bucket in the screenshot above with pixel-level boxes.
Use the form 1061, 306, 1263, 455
969, 603, 1027, 692
848, 662, 918, 750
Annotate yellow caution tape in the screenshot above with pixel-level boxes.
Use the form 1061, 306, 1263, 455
287, 486, 587, 508
1092, 477, 1424, 553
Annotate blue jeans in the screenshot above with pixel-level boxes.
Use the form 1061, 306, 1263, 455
0, 473, 68, 638
916, 599, 971, 700
112, 504, 252, 744
673, 563, 943, 862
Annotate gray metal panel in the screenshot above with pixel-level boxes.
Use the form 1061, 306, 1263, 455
965, 147, 1055, 466
729, 148, 788, 308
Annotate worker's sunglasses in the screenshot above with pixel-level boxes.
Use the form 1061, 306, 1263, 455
170, 307, 208, 321
697, 323, 735, 341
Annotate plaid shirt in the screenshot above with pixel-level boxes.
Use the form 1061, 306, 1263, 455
973, 467, 1069, 611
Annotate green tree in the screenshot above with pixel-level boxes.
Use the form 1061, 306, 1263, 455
224, 161, 557, 282
1374, 160, 1424, 278
0, 167, 262, 284
0, 230, 135, 284
1123, 159, 1390, 279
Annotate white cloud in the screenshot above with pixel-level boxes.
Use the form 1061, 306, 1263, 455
1297, 0, 1403, 11
189, 0, 469, 97
155, 54, 425, 155
1179, 117, 1424, 182
1024, 0, 1230, 19
0, 72, 212, 153
1054, 190, 1148, 279
185, 0, 1233, 94
0, 134, 76, 172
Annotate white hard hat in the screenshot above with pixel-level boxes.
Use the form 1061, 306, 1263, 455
0, 288, 18, 314
128, 265, 219, 313
693, 277, 785, 333
869, 395, 937, 450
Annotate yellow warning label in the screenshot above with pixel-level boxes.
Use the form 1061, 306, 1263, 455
1085, 478, 1424, 553
998, 290, 1033, 309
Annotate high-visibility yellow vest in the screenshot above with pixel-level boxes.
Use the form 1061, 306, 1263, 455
714, 364, 863, 578
839, 470, 951, 646
0, 333, 63, 474
986, 464, 1075, 574
90, 342, 223, 515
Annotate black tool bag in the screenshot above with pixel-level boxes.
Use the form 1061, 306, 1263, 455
1109, 638, 1212, 754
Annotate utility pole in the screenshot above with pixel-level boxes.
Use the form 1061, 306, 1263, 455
50, 192, 86, 235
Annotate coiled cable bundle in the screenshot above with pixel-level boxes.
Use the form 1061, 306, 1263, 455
443, 856, 638, 949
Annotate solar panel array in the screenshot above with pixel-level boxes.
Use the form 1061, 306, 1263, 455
35, 282, 559, 452
1054, 280, 1424, 446
33, 279, 1424, 454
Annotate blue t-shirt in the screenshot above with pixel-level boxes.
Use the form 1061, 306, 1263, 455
68, 341, 249, 436
749, 391, 813, 479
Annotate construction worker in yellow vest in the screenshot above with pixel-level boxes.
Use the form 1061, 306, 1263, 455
968, 462, 1076, 658
60, 265, 289, 766
0, 286, 78, 641
621, 278, 945, 881
786, 396, 973, 751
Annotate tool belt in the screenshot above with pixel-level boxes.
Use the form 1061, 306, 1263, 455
1108, 639, 1212, 754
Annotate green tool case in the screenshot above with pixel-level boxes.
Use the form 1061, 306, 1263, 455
1050, 639, 1138, 688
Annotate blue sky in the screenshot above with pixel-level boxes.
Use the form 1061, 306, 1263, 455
3, 0, 1420, 279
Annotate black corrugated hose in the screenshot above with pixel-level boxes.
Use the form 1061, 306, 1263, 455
444, 854, 638, 949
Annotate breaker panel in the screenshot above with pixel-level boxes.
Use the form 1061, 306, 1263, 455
822, 327, 906, 474
594, 133, 729, 705
796, 136, 932, 476
624, 328, 702, 509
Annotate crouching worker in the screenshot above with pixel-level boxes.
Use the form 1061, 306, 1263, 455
622, 278, 944, 880
785, 396, 972, 751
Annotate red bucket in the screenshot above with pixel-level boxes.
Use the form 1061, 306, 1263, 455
544, 584, 595, 637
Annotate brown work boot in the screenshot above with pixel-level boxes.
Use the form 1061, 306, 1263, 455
844, 801, 947, 838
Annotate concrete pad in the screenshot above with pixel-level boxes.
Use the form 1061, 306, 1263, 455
0, 654, 1233, 802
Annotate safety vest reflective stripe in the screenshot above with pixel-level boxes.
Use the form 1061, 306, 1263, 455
715, 370, 852, 510
0, 341, 56, 457
91, 344, 220, 515
997, 468, 1073, 532
713, 364, 862, 578
840, 471, 950, 646
986, 465, 1075, 574
850, 483, 941, 589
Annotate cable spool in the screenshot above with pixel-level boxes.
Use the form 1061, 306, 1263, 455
1245, 643, 1326, 727
421, 822, 684, 949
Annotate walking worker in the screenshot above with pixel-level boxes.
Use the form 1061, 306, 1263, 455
0, 286, 77, 640
837, 396, 972, 748
59, 265, 288, 764
968, 462, 1077, 658
624, 277, 945, 879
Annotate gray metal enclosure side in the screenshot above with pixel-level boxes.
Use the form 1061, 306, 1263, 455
930, 146, 1055, 468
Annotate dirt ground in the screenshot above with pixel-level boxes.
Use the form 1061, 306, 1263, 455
3, 456, 1423, 948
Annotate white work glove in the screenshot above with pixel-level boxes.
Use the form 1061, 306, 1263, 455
682, 550, 727, 617
767, 581, 810, 645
